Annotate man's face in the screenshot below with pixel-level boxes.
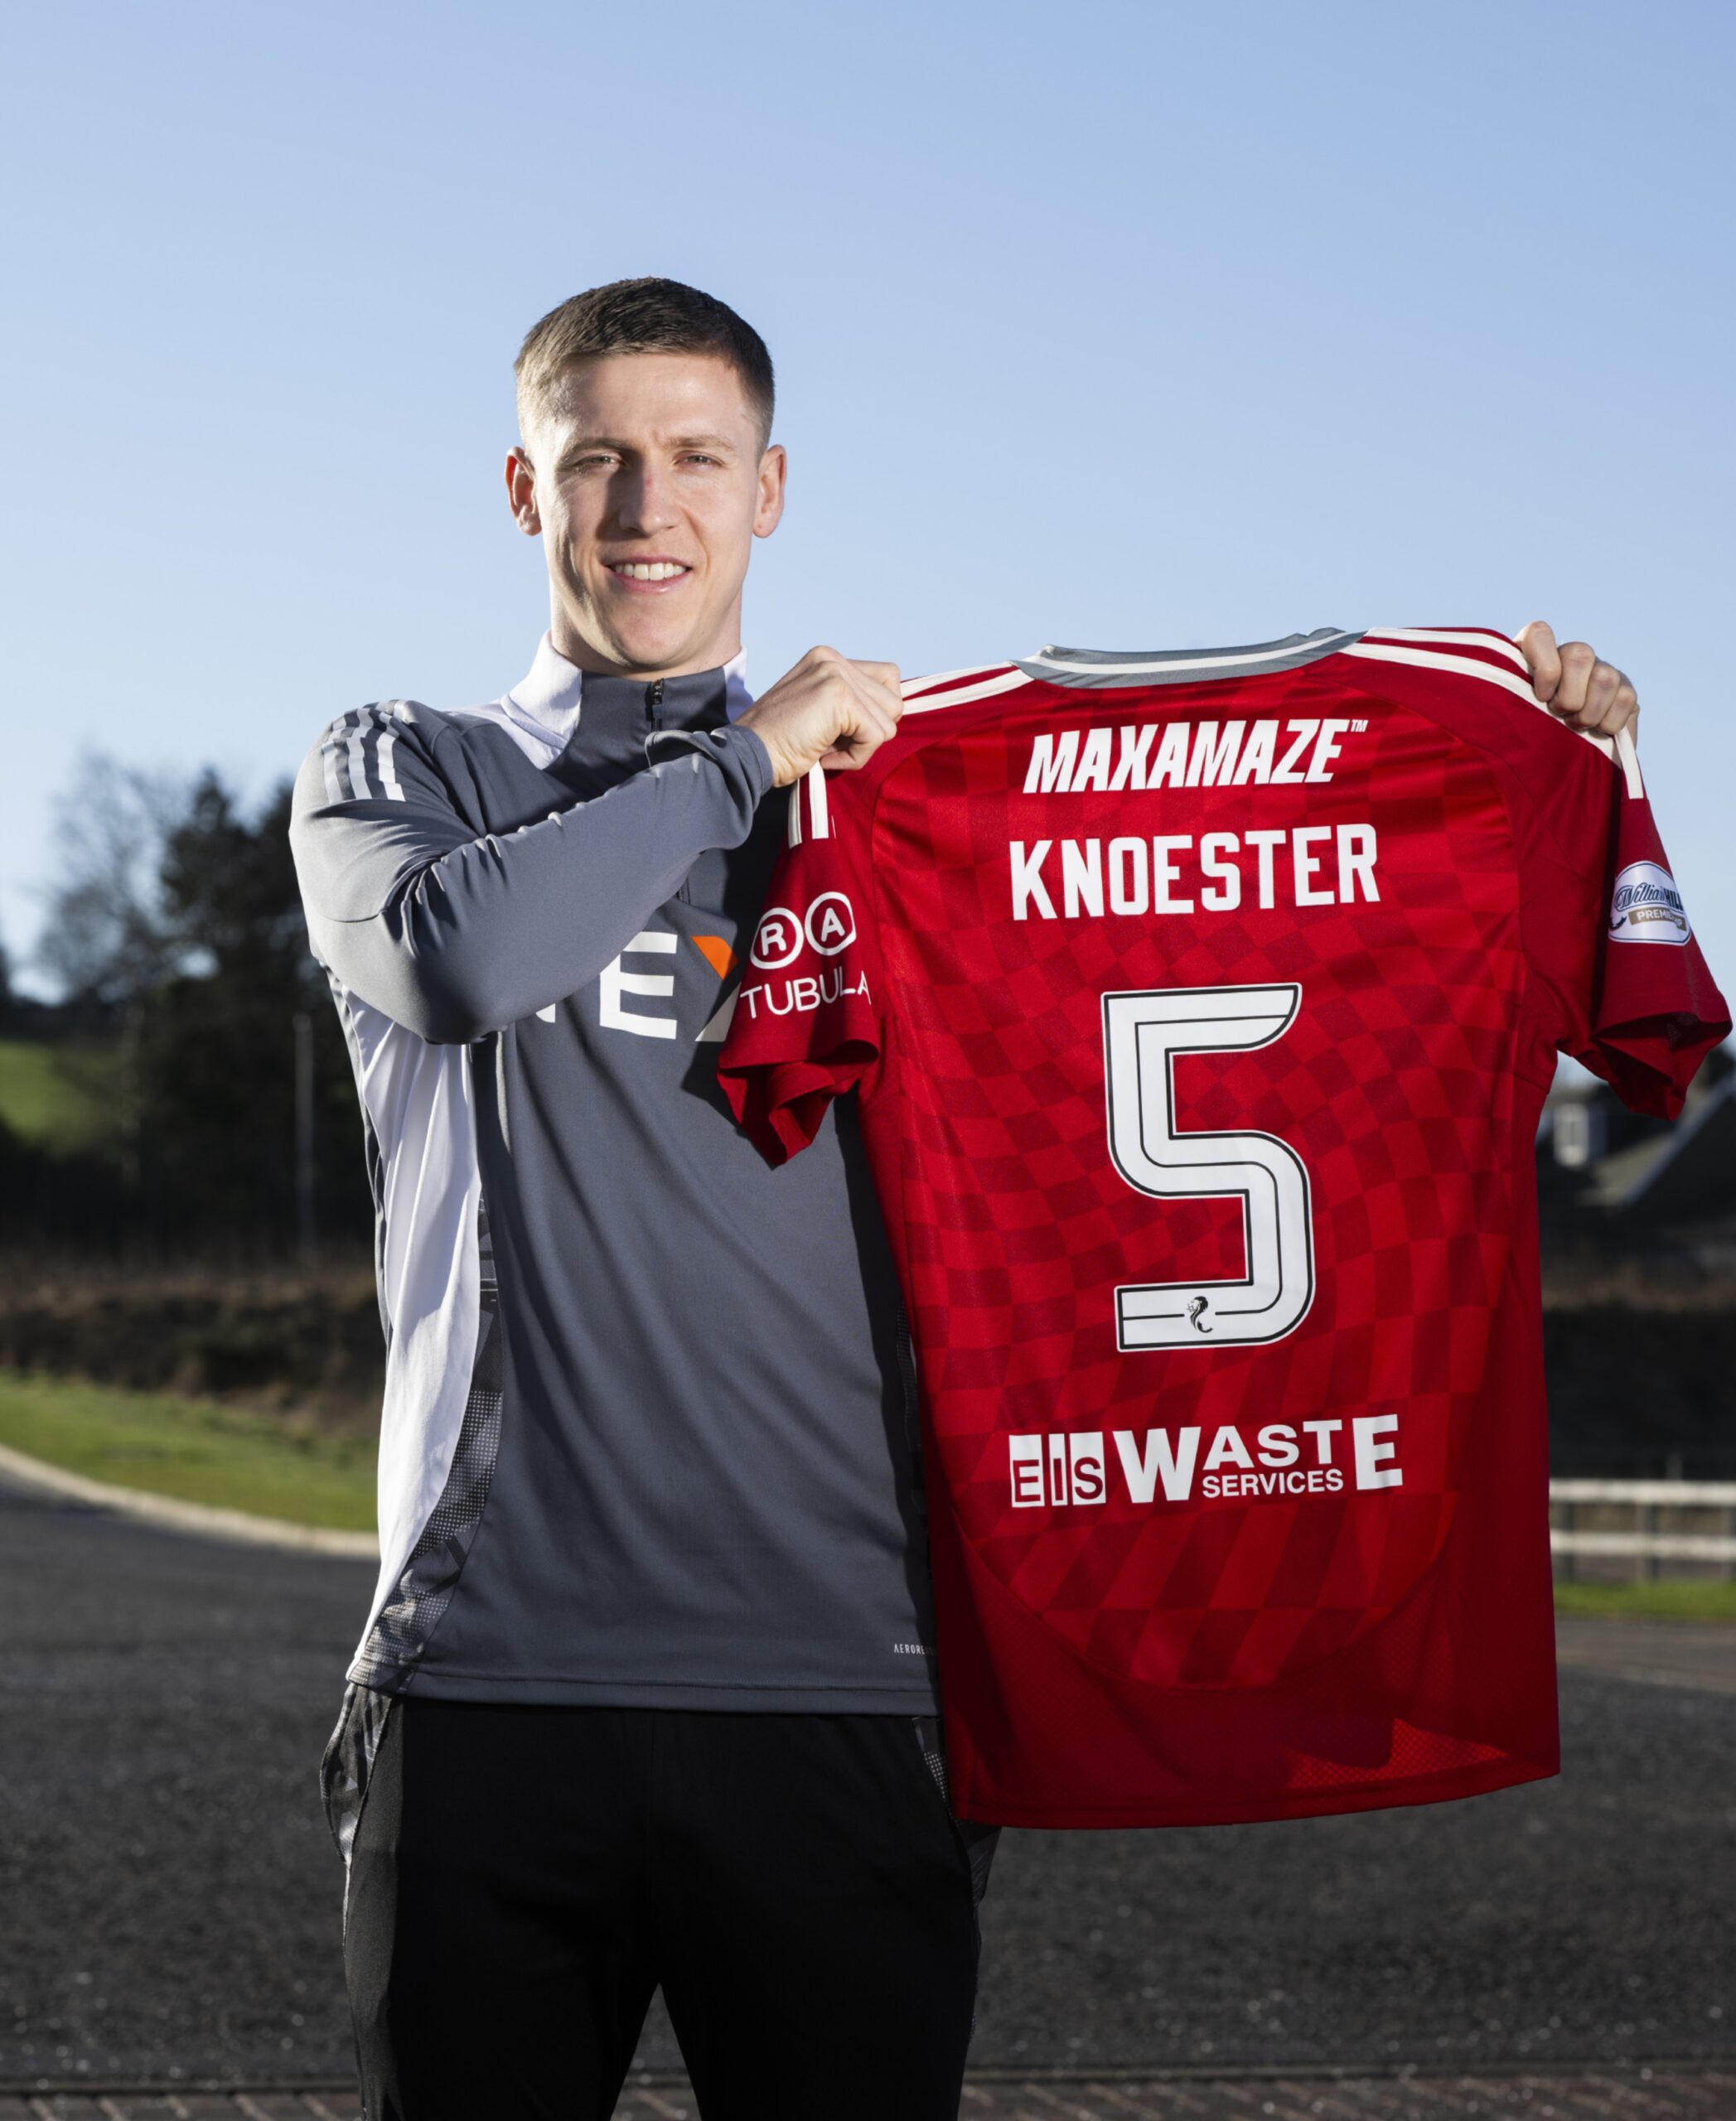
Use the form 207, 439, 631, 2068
508, 351, 785, 679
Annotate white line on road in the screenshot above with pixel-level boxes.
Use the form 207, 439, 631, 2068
0, 1440, 377, 1558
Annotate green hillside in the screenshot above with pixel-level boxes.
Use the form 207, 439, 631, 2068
0, 1037, 123, 1151
0, 1371, 377, 1531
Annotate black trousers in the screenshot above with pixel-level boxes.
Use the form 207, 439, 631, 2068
333, 1695, 996, 2121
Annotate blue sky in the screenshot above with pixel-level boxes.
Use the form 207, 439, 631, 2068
2, 0, 1730, 997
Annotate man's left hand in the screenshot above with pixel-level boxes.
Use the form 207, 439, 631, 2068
1516, 621, 1640, 741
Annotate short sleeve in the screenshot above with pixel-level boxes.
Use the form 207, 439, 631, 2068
1574, 762, 1729, 1114
717, 767, 887, 1163
1330, 642, 1729, 1118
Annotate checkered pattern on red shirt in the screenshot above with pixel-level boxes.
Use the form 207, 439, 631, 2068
719, 635, 1729, 1826
873, 676, 1516, 1692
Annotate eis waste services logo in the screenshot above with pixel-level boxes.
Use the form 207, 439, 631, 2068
1608, 861, 1690, 946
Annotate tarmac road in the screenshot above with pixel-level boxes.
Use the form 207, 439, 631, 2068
1, 1472, 1731, 2086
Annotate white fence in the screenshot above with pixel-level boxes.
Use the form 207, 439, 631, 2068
1550, 1478, 1736, 1579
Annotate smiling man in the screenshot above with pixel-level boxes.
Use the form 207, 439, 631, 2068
289, 277, 1642, 2121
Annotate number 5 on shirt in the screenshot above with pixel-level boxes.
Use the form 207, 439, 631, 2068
1103, 983, 1315, 1351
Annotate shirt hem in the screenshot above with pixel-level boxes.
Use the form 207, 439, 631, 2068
954, 1750, 1559, 1828
361, 1664, 941, 1713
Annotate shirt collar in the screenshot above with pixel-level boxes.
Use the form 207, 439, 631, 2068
503, 632, 753, 750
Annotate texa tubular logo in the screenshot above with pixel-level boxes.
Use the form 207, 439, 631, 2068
750, 892, 857, 969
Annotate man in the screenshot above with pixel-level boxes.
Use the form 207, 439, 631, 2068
289, 277, 1641, 2121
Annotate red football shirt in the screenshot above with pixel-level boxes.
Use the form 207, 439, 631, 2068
718, 628, 1729, 1828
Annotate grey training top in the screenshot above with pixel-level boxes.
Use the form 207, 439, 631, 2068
289, 640, 939, 1712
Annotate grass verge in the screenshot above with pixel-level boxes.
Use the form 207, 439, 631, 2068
1551, 1576, 1736, 1623
0, 1368, 1732, 1606
0, 1370, 376, 1531
0, 1037, 121, 1151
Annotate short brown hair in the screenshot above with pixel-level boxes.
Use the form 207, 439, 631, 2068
515, 278, 776, 447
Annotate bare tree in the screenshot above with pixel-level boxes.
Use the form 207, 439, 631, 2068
34, 754, 189, 1007
31, 755, 190, 1185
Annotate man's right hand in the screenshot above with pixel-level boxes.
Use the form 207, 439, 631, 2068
737, 647, 903, 787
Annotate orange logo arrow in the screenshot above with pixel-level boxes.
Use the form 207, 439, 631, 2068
690, 935, 737, 980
